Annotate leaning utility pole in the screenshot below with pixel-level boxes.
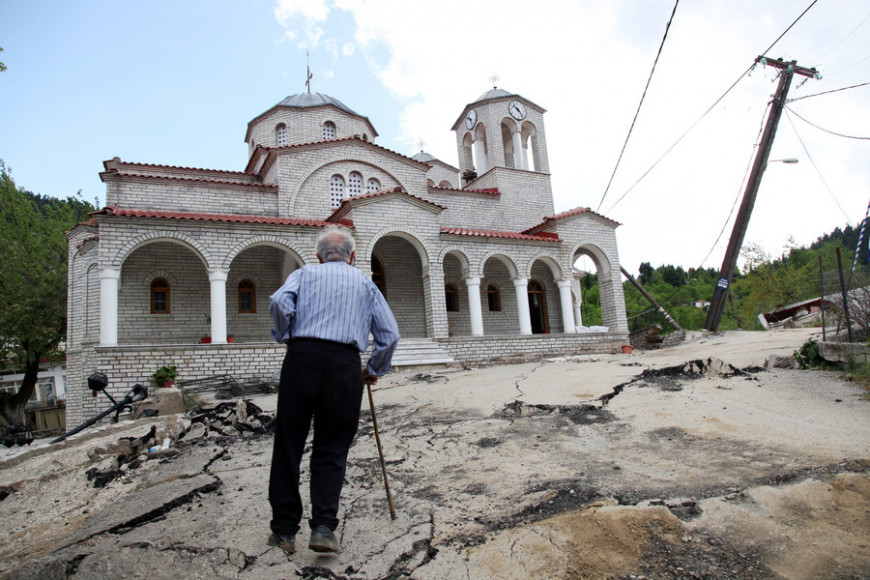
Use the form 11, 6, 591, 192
704, 56, 818, 332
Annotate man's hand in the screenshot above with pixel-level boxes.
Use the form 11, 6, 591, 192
363, 370, 378, 386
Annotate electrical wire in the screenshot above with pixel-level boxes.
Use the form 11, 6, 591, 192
788, 81, 870, 102
595, 0, 680, 212
785, 105, 870, 140
604, 0, 821, 214
809, 11, 870, 63
783, 108, 854, 225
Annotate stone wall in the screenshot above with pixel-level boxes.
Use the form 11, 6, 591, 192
65, 342, 286, 426
438, 333, 626, 365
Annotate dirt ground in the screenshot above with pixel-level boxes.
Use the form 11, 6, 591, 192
1, 327, 868, 579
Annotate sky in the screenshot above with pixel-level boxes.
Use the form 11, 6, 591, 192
1, 0, 868, 277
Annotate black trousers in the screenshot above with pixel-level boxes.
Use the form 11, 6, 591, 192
269, 338, 364, 535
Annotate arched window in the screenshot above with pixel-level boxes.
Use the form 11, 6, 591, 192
330, 175, 345, 208
322, 121, 336, 140
487, 284, 501, 311
150, 278, 170, 314
439, 180, 452, 188
366, 178, 381, 193
238, 279, 256, 313
445, 283, 459, 312
276, 123, 288, 147
348, 171, 363, 197
371, 255, 386, 297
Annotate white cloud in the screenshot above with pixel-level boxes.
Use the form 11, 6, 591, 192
273, 0, 870, 272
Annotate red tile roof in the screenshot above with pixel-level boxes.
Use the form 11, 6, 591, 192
441, 227, 559, 242
327, 186, 446, 221
102, 157, 257, 176
100, 169, 276, 189
524, 206, 620, 234
258, 136, 430, 177
430, 185, 500, 196
94, 206, 352, 228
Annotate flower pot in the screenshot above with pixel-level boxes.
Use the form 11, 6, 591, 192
163, 380, 175, 388
621, 345, 633, 354
227, 337, 234, 343
201, 337, 211, 344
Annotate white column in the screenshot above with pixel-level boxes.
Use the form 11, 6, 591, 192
465, 277, 484, 336
574, 293, 583, 329
512, 129, 525, 170
557, 280, 576, 334
473, 138, 488, 174
209, 269, 228, 344
99, 268, 120, 347
522, 142, 530, 171
513, 278, 532, 335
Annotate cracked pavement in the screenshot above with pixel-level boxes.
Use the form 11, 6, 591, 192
1, 327, 869, 579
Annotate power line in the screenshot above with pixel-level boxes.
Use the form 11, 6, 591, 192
788, 80, 870, 102
595, 0, 680, 212
783, 108, 854, 225
605, 0, 821, 214
785, 105, 870, 140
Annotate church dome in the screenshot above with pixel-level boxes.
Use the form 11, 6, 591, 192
473, 87, 516, 103
412, 151, 438, 163
276, 93, 362, 117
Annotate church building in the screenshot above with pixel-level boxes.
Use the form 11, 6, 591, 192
65, 87, 629, 425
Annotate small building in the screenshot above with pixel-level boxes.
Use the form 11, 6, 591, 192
65, 87, 629, 425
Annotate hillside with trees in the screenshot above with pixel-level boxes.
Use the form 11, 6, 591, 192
0, 162, 95, 426
580, 225, 866, 332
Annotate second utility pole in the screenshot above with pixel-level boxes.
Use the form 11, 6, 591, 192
703, 56, 818, 332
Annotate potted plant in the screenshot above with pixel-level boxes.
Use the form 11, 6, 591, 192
152, 365, 178, 388
201, 314, 211, 343
227, 334, 235, 343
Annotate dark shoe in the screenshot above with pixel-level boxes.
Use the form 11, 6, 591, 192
308, 524, 340, 553
269, 532, 296, 554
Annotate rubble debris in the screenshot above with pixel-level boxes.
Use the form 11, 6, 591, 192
497, 401, 614, 425
178, 374, 276, 400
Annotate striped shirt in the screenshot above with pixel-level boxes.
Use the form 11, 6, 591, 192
269, 260, 400, 377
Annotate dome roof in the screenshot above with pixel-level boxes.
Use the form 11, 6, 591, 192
473, 87, 516, 103
412, 151, 437, 163
276, 93, 362, 117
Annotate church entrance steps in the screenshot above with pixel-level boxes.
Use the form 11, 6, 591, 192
390, 338, 456, 369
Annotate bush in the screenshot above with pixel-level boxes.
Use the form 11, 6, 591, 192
794, 339, 837, 370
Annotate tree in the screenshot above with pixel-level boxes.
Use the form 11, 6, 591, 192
0, 163, 93, 426
0, 47, 6, 73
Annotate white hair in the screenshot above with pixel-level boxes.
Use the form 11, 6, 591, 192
315, 226, 355, 262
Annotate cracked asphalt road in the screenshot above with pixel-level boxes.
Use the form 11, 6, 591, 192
1, 327, 869, 579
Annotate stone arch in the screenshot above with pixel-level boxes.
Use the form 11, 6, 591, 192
476, 250, 519, 279
438, 246, 472, 278
112, 232, 212, 269
222, 235, 312, 270
568, 242, 612, 277
365, 226, 431, 271
522, 253, 564, 280
287, 155, 407, 216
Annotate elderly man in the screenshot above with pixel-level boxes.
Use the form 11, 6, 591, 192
268, 226, 400, 554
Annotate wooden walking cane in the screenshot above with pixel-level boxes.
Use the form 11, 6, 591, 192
365, 381, 397, 520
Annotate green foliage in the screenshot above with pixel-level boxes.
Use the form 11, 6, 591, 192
151, 365, 178, 386
608, 223, 862, 333
0, 161, 94, 424
794, 338, 836, 370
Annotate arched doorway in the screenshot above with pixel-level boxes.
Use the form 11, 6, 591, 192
527, 279, 549, 334
371, 235, 427, 338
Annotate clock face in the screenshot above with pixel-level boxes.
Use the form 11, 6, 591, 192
509, 100, 526, 120
465, 109, 477, 130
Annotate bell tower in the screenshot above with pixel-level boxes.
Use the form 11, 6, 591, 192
452, 87, 550, 181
